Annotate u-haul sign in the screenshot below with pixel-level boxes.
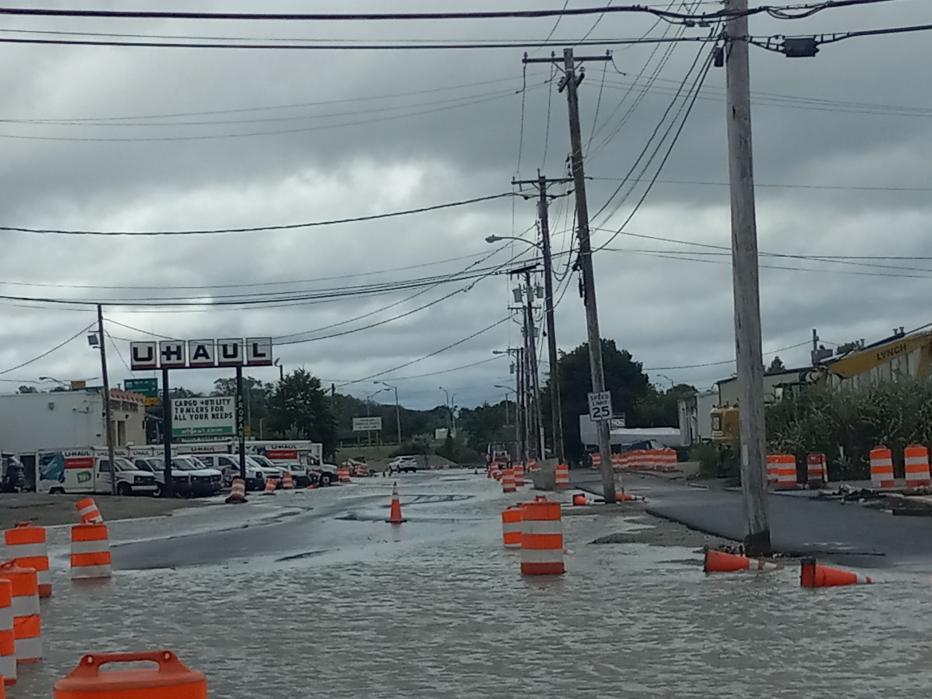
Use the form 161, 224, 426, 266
130, 337, 273, 370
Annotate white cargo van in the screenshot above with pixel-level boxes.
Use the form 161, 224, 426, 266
35, 448, 158, 496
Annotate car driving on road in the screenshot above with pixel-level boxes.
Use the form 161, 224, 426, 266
387, 456, 419, 474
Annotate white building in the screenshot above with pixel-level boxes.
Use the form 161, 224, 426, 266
0, 388, 146, 453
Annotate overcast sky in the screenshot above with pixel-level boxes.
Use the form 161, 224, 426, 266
0, 0, 930, 413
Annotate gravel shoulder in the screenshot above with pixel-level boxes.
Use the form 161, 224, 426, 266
0, 493, 204, 528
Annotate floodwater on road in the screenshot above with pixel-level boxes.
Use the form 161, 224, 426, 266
15, 472, 932, 698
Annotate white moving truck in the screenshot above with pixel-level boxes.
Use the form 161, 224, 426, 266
32, 447, 158, 496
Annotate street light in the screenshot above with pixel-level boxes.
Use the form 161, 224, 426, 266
273, 358, 283, 382
365, 387, 389, 447
657, 374, 675, 390
438, 386, 456, 437
376, 381, 402, 446
494, 384, 515, 426
486, 232, 564, 463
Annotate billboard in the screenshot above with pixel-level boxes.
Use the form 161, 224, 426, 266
171, 397, 236, 441
352, 417, 382, 432
130, 338, 273, 370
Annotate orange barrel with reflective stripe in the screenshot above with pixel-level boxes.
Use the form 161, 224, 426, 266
54, 650, 207, 699
555, 463, 570, 490
501, 506, 523, 549
765, 455, 780, 487
520, 497, 564, 576
870, 446, 895, 489
0, 562, 41, 664
513, 463, 525, 487
4, 523, 51, 598
281, 472, 294, 490
70, 524, 111, 581
590, 453, 601, 469
773, 454, 798, 490
806, 453, 827, 484
501, 468, 516, 494
904, 444, 931, 488
0, 580, 15, 686
263, 478, 277, 494
75, 498, 103, 525
337, 467, 351, 483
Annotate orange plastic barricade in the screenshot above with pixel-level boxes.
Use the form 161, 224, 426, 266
555, 463, 570, 490
75, 497, 103, 525
520, 497, 564, 576
904, 444, 931, 488
337, 467, 351, 483
263, 478, 278, 495
703, 548, 778, 573
281, 472, 295, 490
4, 523, 51, 598
501, 506, 523, 548
527, 459, 540, 473
513, 463, 525, 487
800, 558, 872, 588
767, 454, 797, 490
54, 651, 207, 699
0, 580, 15, 686
224, 478, 247, 504
0, 562, 40, 664
491, 467, 502, 481
70, 524, 111, 581
501, 468, 516, 494
807, 453, 827, 485
870, 446, 895, 489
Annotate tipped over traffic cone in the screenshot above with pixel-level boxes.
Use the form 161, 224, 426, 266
572, 493, 589, 506
387, 482, 406, 524
703, 548, 779, 574
800, 557, 872, 588
615, 492, 638, 503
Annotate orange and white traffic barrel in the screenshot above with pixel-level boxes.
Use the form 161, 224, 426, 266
4, 523, 51, 598
806, 453, 827, 485
0, 579, 15, 686
590, 453, 601, 470
774, 454, 798, 490
501, 505, 523, 548
527, 458, 540, 473
904, 444, 931, 488
263, 478, 278, 494
555, 463, 570, 490
75, 497, 103, 525
337, 467, 351, 483
501, 468, 516, 494
70, 524, 111, 581
513, 463, 525, 487
54, 650, 207, 699
224, 478, 247, 504
520, 496, 564, 576
0, 562, 41, 664
870, 446, 895, 489
281, 472, 295, 490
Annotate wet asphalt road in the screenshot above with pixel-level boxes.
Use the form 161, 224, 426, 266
572, 470, 932, 570
15, 472, 932, 698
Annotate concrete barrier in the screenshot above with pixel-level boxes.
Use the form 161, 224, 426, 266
530, 459, 558, 491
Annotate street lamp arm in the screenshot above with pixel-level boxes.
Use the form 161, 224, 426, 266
485, 234, 542, 251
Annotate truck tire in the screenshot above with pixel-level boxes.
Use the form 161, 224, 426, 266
117, 482, 132, 497
319, 473, 333, 487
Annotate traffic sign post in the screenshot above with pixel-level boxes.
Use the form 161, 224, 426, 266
588, 391, 613, 422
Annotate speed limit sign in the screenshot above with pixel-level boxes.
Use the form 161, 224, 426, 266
587, 391, 613, 422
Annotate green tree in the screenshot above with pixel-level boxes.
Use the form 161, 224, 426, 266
267, 369, 336, 455
457, 400, 513, 453
635, 383, 697, 428
211, 376, 273, 437
541, 339, 652, 462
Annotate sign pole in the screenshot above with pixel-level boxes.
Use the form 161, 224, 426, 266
236, 365, 247, 481
162, 367, 173, 497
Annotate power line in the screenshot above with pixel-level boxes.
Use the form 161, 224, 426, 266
643, 341, 811, 371
0, 321, 96, 376
105, 331, 131, 373
587, 176, 932, 192
336, 315, 512, 388
0, 191, 516, 236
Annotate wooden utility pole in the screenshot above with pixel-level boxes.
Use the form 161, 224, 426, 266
527, 48, 615, 501
523, 269, 546, 460
96, 305, 117, 495
512, 173, 572, 464
725, 0, 771, 555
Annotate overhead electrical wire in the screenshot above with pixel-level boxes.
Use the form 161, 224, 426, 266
0, 321, 96, 376
643, 341, 811, 371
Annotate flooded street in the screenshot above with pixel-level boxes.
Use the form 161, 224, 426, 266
16, 472, 932, 697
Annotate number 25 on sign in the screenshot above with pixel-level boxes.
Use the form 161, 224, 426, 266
588, 391, 612, 421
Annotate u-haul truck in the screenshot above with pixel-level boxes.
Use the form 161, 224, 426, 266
32, 447, 158, 496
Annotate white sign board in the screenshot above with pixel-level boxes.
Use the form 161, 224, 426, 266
587, 391, 613, 422
434, 428, 449, 441
172, 397, 236, 441
352, 417, 383, 432
130, 337, 274, 370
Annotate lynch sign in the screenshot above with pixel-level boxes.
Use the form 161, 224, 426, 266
130, 338, 273, 370
172, 397, 236, 441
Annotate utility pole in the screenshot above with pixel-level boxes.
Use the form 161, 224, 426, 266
512, 172, 572, 464
517, 347, 527, 465
523, 270, 546, 461
526, 48, 614, 501
725, 0, 771, 555
96, 305, 117, 495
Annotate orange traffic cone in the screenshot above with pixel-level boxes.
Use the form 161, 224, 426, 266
387, 482, 406, 524
800, 557, 872, 588
703, 548, 779, 574
572, 493, 588, 506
